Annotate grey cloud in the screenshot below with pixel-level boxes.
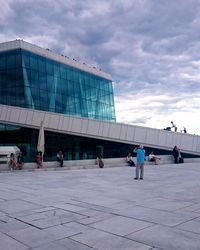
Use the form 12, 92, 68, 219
1, 0, 200, 132
129, 117, 150, 125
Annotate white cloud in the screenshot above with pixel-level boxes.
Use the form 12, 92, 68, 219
115, 90, 200, 135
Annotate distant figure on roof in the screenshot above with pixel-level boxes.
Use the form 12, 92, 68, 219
164, 127, 171, 131
183, 127, 187, 133
171, 121, 177, 132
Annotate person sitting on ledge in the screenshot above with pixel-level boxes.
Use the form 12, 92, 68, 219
35, 151, 43, 168
96, 154, 104, 168
9, 153, 17, 170
148, 152, 161, 165
57, 150, 64, 167
17, 151, 24, 170
126, 153, 135, 167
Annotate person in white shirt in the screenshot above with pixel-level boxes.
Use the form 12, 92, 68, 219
148, 152, 161, 165
171, 121, 177, 132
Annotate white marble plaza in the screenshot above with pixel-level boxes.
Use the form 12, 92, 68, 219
0, 163, 200, 249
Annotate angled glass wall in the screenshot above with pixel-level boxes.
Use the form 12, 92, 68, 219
0, 49, 116, 121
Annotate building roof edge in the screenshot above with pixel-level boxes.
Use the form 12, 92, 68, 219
0, 39, 112, 80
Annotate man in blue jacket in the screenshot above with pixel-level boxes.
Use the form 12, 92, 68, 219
133, 145, 145, 180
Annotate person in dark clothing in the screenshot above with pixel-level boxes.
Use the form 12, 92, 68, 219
172, 146, 179, 164
126, 153, 135, 166
17, 151, 24, 170
57, 150, 64, 167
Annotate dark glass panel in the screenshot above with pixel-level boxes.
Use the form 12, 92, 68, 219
46, 61, 53, 74
16, 53, 22, 68
30, 55, 38, 71
6, 54, 16, 69
53, 63, 60, 77
0, 56, 6, 70
22, 51, 30, 68
38, 58, 46, 73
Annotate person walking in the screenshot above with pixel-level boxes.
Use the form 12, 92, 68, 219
133, 145, 145, 180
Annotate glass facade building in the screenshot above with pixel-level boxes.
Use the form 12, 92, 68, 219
0, 40, 118, 161
0, 48, 115, 121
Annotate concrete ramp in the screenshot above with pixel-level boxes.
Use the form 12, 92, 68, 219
0, 104, 200, 156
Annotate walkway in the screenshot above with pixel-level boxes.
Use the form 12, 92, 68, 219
0, 163, 200, 249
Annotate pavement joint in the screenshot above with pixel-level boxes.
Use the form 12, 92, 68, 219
0, 163, 200, 249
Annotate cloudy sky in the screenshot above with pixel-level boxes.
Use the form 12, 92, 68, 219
1, 0, 200, 134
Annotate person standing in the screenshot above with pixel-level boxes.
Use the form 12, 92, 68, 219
133, 145, 145, 180
171, 121, 177, 132
172, 146, 179, 164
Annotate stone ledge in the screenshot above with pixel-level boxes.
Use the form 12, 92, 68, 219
1, 156, 199, 172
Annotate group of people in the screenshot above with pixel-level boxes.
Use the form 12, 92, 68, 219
127, 143, 184, 180
8, 144, 184, 174
9, 151, 24, 170
9, 151, 43, 170
127, 150, 161, 167
164, 121, 187, 133
126, 146, 161, 180
8, 150, 64, 170
36, 150, 65, 168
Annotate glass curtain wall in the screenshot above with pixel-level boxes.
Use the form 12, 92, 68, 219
0, 123, 189, 162
0, 49, 116, 121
